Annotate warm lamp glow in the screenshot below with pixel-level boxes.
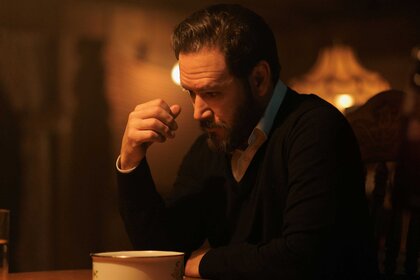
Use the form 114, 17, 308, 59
171, 62, 180, 85
290, 44, 391, 111
335, 94, 354, 111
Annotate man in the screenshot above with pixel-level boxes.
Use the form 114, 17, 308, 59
117, 4, 377, 279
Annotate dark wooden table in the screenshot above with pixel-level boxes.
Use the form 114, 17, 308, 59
8, 270, 92, 280
8, 269, 206, 280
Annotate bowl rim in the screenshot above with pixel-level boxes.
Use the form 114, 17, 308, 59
91, 250, 185, 259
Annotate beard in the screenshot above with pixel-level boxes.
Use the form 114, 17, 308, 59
200, 82, 264, 153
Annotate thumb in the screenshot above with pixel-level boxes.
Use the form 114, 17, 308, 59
170, 104, 182, 118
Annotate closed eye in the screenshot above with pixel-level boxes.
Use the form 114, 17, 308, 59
181, 87, 220, 103
204, 92, 218, 98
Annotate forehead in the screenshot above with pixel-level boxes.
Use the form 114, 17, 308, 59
178, 47, 230, 90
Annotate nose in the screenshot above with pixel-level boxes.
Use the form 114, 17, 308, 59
193, 95, 212, 120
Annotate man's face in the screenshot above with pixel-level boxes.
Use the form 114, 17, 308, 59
179, 47, 263, 153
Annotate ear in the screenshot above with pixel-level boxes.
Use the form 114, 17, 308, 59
249, 60, 271, 97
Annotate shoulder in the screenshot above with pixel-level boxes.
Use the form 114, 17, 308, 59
268, 89, 358, 154
286, 89, 342, 118
273, 88, 348, 134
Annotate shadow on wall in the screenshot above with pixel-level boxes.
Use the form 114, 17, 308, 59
54, 38, 120, 269
0, 83, 22, 272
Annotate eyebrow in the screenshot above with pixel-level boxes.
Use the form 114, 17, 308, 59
181, 83, 220, 93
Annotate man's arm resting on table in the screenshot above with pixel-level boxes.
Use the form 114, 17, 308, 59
185, 240, 211, 278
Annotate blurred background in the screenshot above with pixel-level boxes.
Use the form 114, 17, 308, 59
0, 0, 419, 273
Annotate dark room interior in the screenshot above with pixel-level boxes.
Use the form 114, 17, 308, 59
0, 0, 419, 277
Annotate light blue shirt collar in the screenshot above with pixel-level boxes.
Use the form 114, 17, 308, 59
248, 80, 287, 145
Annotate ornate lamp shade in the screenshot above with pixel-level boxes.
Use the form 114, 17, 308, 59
290, 44, 391, 112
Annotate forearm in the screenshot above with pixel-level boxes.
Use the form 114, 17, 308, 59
117, 158, 167, 249
200, 232, 330, 280
198, 185, 335, 280
117, 158, 212, 253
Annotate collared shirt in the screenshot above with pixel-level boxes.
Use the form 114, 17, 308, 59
231, 80, 287, 182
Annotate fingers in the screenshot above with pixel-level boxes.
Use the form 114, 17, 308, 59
170, 104, 181, 119
128, 117, 176, 141
130, 100, 179, 135
120, 99, 181, 170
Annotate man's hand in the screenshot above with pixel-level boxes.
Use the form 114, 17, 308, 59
185, 240, 210, 278
120, 99, 181, 170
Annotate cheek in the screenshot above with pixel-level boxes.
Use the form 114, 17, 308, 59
212, 112, 223, 124
209, 87, 245, 126
213, 98, 239, 125
212, 108, 231, 126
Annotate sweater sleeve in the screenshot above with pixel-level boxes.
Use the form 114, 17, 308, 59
199, 104, 372, 279
117, 134, 227, 254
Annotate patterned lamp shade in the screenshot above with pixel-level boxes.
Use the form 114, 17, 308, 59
290, 44, 391, 112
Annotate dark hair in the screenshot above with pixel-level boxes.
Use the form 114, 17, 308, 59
171, 4, 281, 83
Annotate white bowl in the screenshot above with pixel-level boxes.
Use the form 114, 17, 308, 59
91, 250, 184, 280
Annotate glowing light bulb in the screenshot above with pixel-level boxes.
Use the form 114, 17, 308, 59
171, 62, 180, 85
335, 94, 354, 111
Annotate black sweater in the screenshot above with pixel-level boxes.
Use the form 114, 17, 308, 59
117, 89, 378, 280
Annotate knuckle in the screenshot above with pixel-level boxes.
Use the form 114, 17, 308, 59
128, 111, 137, 120
126, 129, 137, 140
151, 106, 160, 116
155, 98, 165, 105
151, 118, 160, 128
147, 130, 157, 139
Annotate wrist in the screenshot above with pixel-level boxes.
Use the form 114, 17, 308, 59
116, 155, 139, 173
